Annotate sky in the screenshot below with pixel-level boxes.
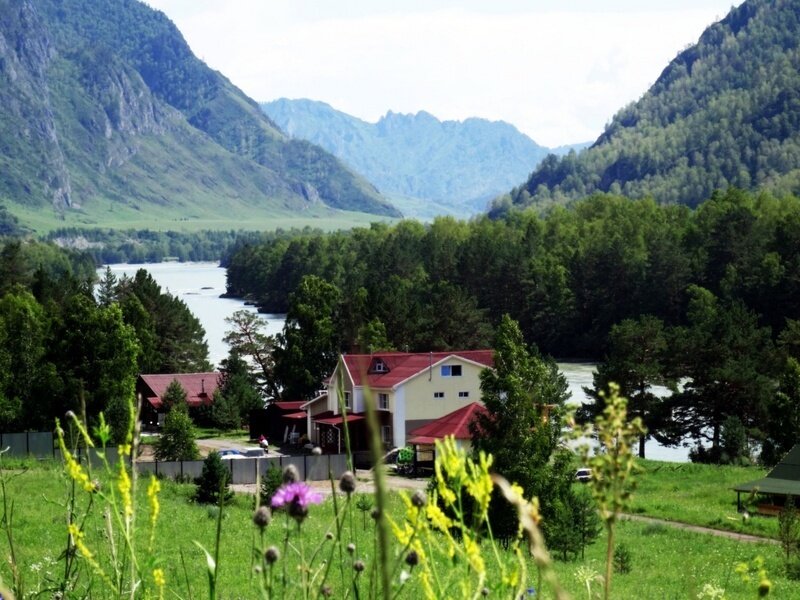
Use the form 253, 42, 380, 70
142, 1, 741, 147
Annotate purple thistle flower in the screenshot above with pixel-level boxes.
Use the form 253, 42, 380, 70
271, 482, 323, 510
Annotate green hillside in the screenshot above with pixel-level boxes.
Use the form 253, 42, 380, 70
496, 0, 800, 215
0, 0, 399, 234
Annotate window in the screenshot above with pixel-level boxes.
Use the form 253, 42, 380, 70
381, 425, 392, 445
434, 392, 445, 399
378, 393, 389, 410
372, 359, 388, 373
344, 391, 351, 410
458, 391, 470, 398
441, 365, 462, 377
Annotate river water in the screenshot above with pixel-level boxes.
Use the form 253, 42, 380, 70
99, 262, 689, 461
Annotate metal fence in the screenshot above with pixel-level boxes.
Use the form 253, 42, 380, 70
0, 431, 349, 484
0, 431, 56, 458
135, 454, 350, 484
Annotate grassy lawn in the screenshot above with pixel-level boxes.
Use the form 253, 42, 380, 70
629, 459, 778, 538
0, 460, 796, 599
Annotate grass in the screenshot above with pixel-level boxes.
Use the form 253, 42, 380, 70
8, 199, 397, 236
629, 459, 778, 538
0, 460, 797, 599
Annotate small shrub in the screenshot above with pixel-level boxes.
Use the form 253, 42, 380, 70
613, 543, 632, 574
155, 408, 199, 461
786, 557, 800, 581
260, 463, 283, 505
194, 451, 233, 505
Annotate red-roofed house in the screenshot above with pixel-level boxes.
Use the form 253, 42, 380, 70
406, 402, 488, 452
306, 351, 493, 451
137, 373, 219, 427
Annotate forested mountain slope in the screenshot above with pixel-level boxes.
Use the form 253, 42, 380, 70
496, 0, 800, 215
263, 99, 587, 218
0, 0, 398, 232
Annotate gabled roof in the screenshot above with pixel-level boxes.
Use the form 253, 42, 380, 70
734, 444, 800, 495
138, 373, 219, 409
407, 402, 487, 444
339, 350, 494, 389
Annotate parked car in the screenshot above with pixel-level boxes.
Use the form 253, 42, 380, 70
575, 468, 592, 483
218, 449, 246, 459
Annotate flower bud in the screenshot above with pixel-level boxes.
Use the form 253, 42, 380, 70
353, 560, 365, 573
253, 506, 271, 530
411, 490, 427, 508
282, 464, 300, 484
264, 546, 280, 564
339, 471, 357, 494
405, 550, 419, 567
347, 543, 356, 555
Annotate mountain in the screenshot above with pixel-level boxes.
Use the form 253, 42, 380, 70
496, 0, 800, 215
0, 0, 399, 233
262, 98, 587, 219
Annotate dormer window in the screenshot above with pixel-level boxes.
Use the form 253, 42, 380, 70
441, 365, 462, 377
371, 359, 388, 373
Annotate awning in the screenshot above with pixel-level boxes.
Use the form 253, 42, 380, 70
315, 414, 365, 426
283, 411, 307, 420
734, 477, 800, 496
407, 436, 437, 445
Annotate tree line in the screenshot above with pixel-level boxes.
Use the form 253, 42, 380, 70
0, 240, 211, 440
224, 189, 800, 462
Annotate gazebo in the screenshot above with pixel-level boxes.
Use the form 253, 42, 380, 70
734, 445, 800, 514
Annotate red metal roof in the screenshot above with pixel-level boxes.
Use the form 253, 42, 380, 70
341, 350, 493, 389
138, 373, 219, 410
274, 401, 306, 410
283, 411, 307, 420
315, 414, 366, 426
407, 402, 487, 441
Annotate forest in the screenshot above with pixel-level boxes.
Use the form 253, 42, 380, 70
498, 0, 800, 213
223, 189, 800, 463
0, 240, 210, 440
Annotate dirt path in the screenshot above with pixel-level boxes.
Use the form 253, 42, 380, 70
232, 469, 428, 497
622, 513, 778, 544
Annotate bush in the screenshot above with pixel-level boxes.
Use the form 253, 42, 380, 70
613, 543, 632, 574
155, 409, 199, 461
260, 463, 283, 505
194, 451, 233, 505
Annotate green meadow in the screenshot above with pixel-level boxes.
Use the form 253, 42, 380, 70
0, 459, 795, 599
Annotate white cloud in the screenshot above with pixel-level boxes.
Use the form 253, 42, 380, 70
145, 1, 736, 147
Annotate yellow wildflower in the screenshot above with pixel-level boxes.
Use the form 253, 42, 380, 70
118, 461, 133, 519
153, 567, 166, 600
147, 475, 161, 551
426, 503, 453, 533
464, 533, 485, 575
57, 426, 94, 494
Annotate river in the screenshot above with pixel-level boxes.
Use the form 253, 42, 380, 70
99, 262, 689, 461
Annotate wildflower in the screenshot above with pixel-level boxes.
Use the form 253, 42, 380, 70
759, 578, 772, 596
147, 475, 161, 551
253, 506, 271, 530
118, 461, 133, 519
282, 464, 300, 484
321, 585, 333, 597
271, 482, 323, 522
370, 508, 380, 520
411, 489, 427, 508
481, 588, 489, 596
326, 531, 334, 540
153, 568, 166, 600
353, 560, 365, 573
339, 471, 357, 494
347, 543, 356, 555
264, 546, 280, 564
